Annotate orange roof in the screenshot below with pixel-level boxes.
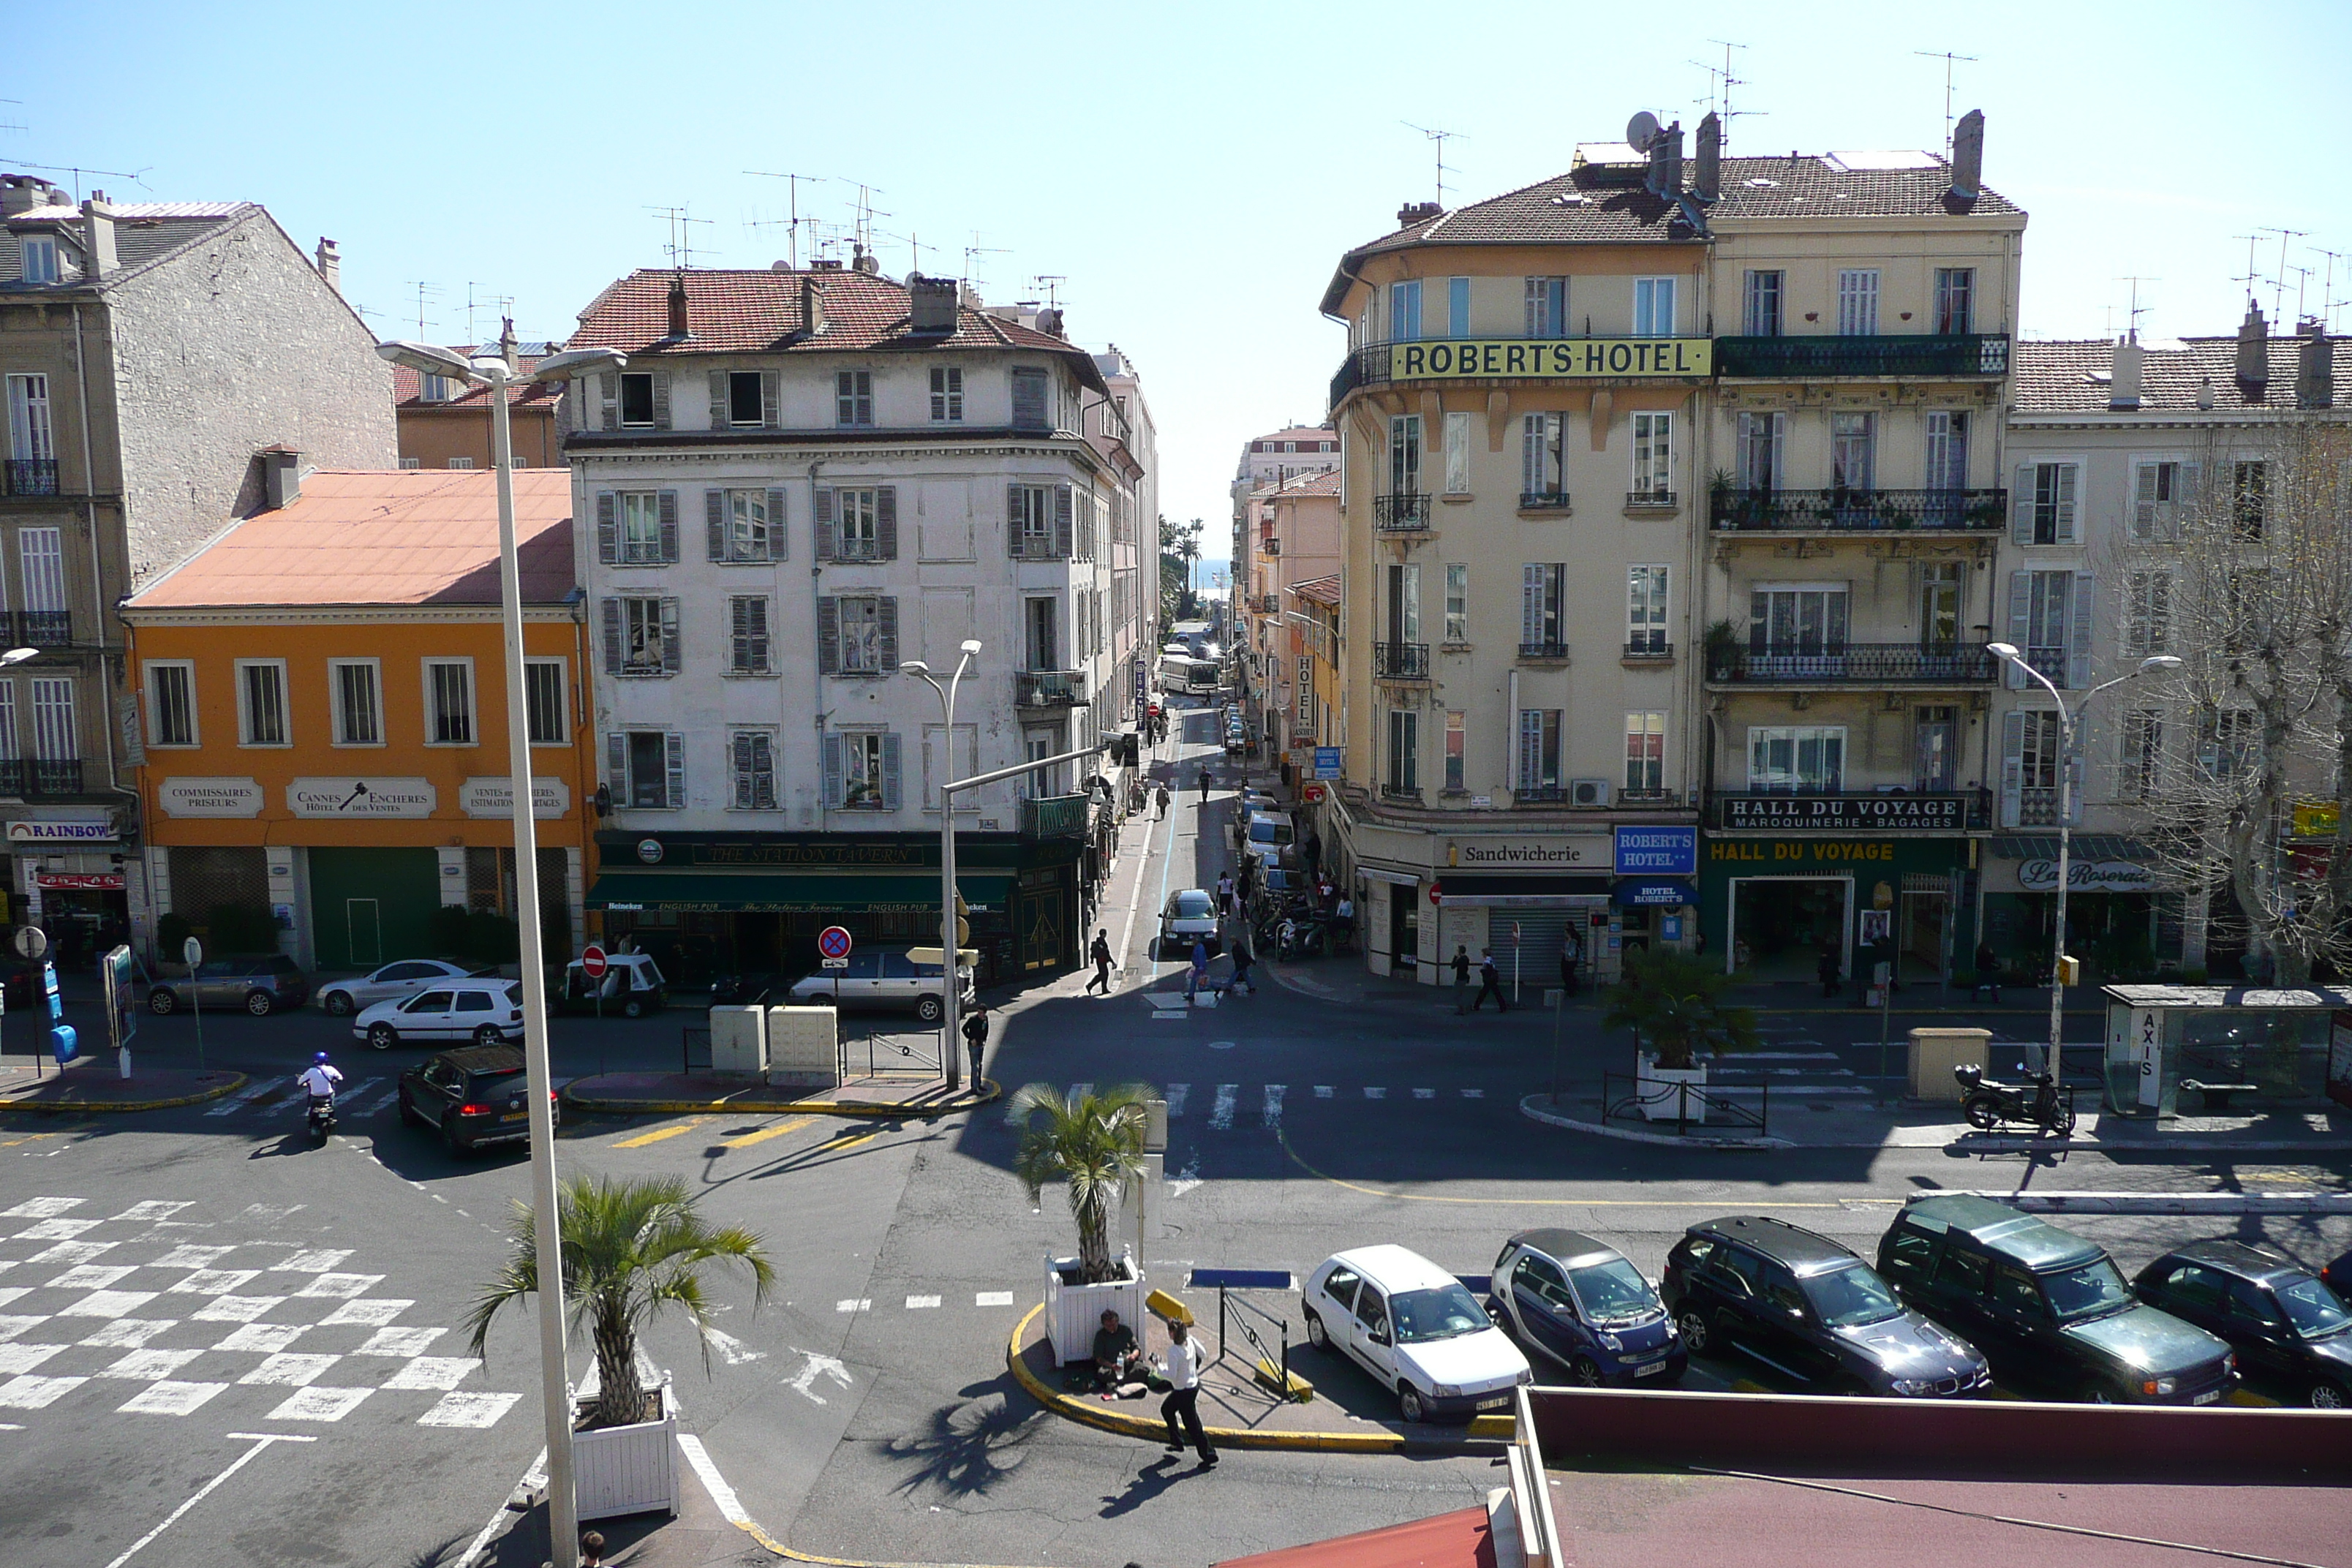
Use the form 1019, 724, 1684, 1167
1218, 1506, 1493, 1568
129, 470, 575, 610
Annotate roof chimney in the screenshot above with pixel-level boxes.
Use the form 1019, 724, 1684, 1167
2296, 325, 2334, 410
666, 274, 691, 340
81, 194, 118, 279
908, 273, 958, 333
851, 244, 881, 277
499, 315, 521, 374
1037, 306, 1065, 339
313, 237, 342, 296
260, 446, 303, 510
1646, 120, 1684, 196
0, 175, 64, 218
2236, 300, 2269, 395
1947, 109, 1984, 202
2108, 333, 2143, 410
800, 274, 828, 338
2197, 377, 2216, 410
1693, 112, 1722, 201
1395, 200, 1441, 228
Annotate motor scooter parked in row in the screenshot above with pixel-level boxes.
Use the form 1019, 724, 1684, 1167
1955, 1063, 2076, 1137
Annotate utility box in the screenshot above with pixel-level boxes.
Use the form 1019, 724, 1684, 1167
708, 1006, 767, 1074
766, 1006, 840, 1091
1145, 1098, 1169, 1153
1909, 1027, 1993, 1102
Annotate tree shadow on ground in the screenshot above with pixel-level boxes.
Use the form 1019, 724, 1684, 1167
886, 1378, 1049, 1499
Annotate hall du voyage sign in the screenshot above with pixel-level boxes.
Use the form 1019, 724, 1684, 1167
1719, 794, 1966, 832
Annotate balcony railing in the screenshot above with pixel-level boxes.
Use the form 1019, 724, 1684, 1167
2013, 787, 2061, 828
0, 760, 22, 796
16, 610, 69, 646
1626, 489, 1678, 510
1373, 492, 1432, 532
26, 758, 82, 796
1714, 333, 2010, 379
1257, 594, 1281, 614
1518, 641, 1573, 662
1518, 491, 1572, 512
1016, 669, 1088, 708
1513, 784, 1570, 804
3, 458, 60, 497
1618, 786, 1677, 804
1623, 638, 1673, 660
1707, 641, 1997, 685
1708, 787, 1992, 832
1710, 487, 2008, 533
1379, 781, 1421, 803
1373, 641, 1429, 680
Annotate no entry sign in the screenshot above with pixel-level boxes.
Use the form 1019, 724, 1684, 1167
581, 944, 608, 979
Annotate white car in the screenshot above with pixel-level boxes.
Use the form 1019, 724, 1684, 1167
1302, 1245, 1531, 1424
355, 981, 524, 1050
1156, 889, 1221, 960
317, 958, 482, 1017
784, 948, 974, 1024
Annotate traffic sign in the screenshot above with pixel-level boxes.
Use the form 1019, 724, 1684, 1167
820, 957, 849, 970
13, 925, 48, 962
581, 944, 608, 980
182, 935, 202, 968
818, 926, 853, 962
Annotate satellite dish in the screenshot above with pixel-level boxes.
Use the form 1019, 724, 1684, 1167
1626, 111, 1662, 153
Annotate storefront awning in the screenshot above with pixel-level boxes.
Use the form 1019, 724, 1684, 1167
1991, 835, 2150, 862
587, 870, 1011, 914
1435, 872, 1612, 907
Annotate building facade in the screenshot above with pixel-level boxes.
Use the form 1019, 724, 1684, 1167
1230, 423, 1337, 739
1243, 470, 1342, 771
393, 325, 565, 470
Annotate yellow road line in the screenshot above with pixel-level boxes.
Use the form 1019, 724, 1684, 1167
613, 1117, 706, 1149
815, 1131, 880, 1153
721, 1117, 813, 1150
1275, 1129, 1884, 1207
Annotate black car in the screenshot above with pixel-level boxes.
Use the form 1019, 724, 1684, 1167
1877, 1195, 2234, 1406
1492, 1229, 1685, 1387
1662, 1215, 1989, 1398
397, 1044, 554, 1154
2133, 1240, 2352, 1409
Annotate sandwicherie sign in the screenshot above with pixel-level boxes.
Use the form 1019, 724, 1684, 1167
1718, 793, 1967, 832
1388, 338, 1712, 380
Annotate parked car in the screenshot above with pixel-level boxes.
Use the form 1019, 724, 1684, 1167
1877, 1195, 2234, 1405
558, 953, 668, 1017
1302, 1245, 1531, 1423
1156, 889, 1221, 959
2132, 1240, 2352, 1408
783, 947, 974, 1024
1661, 1215, 1989, 1398
1491, 1229, 1684, 1387
396, 1043, 554, 1154
1240, 811, 1296, 870
354, 982, 524, 1050
316, 958, 491, 1017
146, 955, 310, 1017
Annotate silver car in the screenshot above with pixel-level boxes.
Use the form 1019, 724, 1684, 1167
317, 958, 480, 1017
785, 948, 974, 1024
1157, 889, 1221, 960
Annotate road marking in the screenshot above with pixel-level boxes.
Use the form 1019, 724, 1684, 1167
613, 1118, 704, 1148
1412, 1088, 1435, 1100
698, 1327, 766, 1366
419, 1390, 521, 1428
204, 1084, 281, 1117
905, 1294, 941, 1309
1363, 1087, 1385, 1100
719, 1117, 813, 1150
350, 1087, 402, 1117
1279, 1129, 1871, 1207
1462, 1089, 1484, 1099
116, 1380, 227, 1416
79, 1319, 176, 1349
1, 1197, 83, 1218
238, 1352, 338, 1386
835, 1299, 870, 1314
266, 1385, 372, 1422
192, 1295, 283, 1323
0, 1344, 64, 1373
110, 1202, 190, 1224
1164, 1084, 1188, 1117
1209, 1085, 1237, 1131
152, 1245, 234, 1270
1314, 1085, 1333, 1098
817, 1131, 879, 1153
678, 1431, 750, 1526
784, 1347, 853, 1404
1262, 1085, 1285, 1128
384, 1357, 480, 1390
16, 1217, 102, 1241
295, 1273, 383, 1300
976, 1291, 1014, 1307
352, 1327, 443, 1357
101, 1431, 314, 1568
95, 1348, 203, 1380
0, 1373, 83, 1406
211, 1323, 306, 1354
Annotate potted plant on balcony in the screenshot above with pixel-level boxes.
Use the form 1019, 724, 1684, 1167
1009, 1081, 1151, 1365
465, 1174, 774, 1520
1703, 619, 1746, 682
1605, 949, 1760, 1123
1707, 468, 1737, 526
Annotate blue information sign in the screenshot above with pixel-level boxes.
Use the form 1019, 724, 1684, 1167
1313, 747, 1342, 780
1614, 825, 1697, 876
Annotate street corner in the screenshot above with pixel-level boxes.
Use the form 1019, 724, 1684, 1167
557, 1069, 1001, 1121
1517, 1091, 1790, 1150
0, 1066, 248, 1114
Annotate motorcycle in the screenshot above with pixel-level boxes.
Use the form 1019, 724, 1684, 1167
1275, 917, 1327, 961
306, 1093, 338, 1141
1953, 1064, 2076, 1137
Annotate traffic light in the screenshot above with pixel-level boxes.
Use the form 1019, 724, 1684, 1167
954, 889, 971, 948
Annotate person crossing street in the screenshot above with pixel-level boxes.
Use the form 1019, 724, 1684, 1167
1471, 948, 1508, 1012
1085, 929, 1115, 996
1157, 1319, 1216, 1468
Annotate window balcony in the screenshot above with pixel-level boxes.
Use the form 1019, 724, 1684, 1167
1016, 669, 1088, 708
2013, 786, 2061, 828
0, 760, 22, 796
1622, 639, 1673, 662
1618, 786, 1677, 805
1512, 784, 1569, 804
27, 758, 82, 796
16, 610, 70, 647
1373, 493, 1432, 532
1518, 641, 1572, 663
1708, 786, 1991, 832
3, 459, 60, 497
1714, 333, 2010, 379
1705, 641, 1997, 686
1709, 487, 2008, 533
1518, 491, 1572, 513
1379, 781, 1421, 803
1625, 489, 1678, 511
1372, 641, 1429, 681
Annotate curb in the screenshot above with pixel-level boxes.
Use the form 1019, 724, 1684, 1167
559, 1076, 1002, 1120
1945, 1190, 2352, 1216
1518, 1093, 1790, 1150
1006, 1303, 1511, 1455
0, 1071, 248, 1115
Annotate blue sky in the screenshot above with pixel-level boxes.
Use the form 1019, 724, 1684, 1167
13, 1, 2347, 568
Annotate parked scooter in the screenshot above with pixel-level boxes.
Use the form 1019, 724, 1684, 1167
1953, 1063, 2076, 1136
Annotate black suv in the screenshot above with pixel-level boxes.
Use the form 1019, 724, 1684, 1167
1877, 1196, 2234, 1405
2133, 1240, 2352, 1409
1661, 1215, 1989, 1398
397, 1044, 554, 1154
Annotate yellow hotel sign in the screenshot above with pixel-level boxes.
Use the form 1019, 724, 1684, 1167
1389, 338, 1713, 380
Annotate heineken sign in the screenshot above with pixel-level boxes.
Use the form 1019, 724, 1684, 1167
1719, 794, 1967, 832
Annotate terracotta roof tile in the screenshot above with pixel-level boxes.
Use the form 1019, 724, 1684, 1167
2013, 335, 2338, 414
128, 470, 574, 610
390, 358, 562, 410
1289, 575, 1342, 606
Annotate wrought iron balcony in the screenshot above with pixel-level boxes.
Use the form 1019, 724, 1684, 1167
1709, 487, 2008, 533
1513, 784, 1570, 804
1618, 786, 1678, 804
1379, 781, 1422, 803
1373, 492, 1432, 532
27, 758, 82, 796
2012, 787, 2062, 828
1518, 491, 1572, 513
1706, 641, 1997, 685
3, 459, 59, 497
1714, 333, 2010, 379
1518, 641, 1572, 663
1708, 787, 1991, 832
1373, 641, 1429, 680
1622, 638, 1673, 661
17, 610, 70, 646
0, 760, 23, 796
1625, 489, 1678, 510
1016, 669, 1088, 707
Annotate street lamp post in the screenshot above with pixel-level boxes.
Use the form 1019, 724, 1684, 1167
1987, 644, 2182, 1105
901, 641, 984, 1091
377, 336, 626, 1568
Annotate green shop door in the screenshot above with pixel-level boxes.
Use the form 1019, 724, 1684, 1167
308, 848, 442, 971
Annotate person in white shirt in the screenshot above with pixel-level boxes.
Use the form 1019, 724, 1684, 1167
298, 1052, 344, 1103
1156, 1317, 1215, 1467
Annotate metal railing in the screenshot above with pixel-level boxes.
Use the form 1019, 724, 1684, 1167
1373, 492, 1431, 531
1379, 781, 1421, 802
1618, 786, 1676, 804
1714, 333, 2010, 378
1518, 641, 1572, 662
16, 610, 69, 647
1626, 489, 1678, 509
1514, 783, 1570, 804
1016, 668, 1088, 707
2013, 786, 2061, 827
1623, 638, 1672, 660
680, 1026, 712, 1074
1706, 641, 1997, 685
3, 458, 60, 497
27, 759, 80, 796
1373, 641, 1429, 679
1518, 491, 1572, 512
1709, 487, 2008, 532
1602, 1071, 1768, 1137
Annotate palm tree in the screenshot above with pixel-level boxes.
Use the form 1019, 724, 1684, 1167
1007, 1082, 1151, 1284
1601, 948, 1760, 1072
464, 1173, 774, 1430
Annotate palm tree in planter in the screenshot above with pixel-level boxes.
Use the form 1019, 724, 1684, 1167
465, 1173, 774, 1430
1603, 949, 1760, 1120
1009, 1082, 1153, 1365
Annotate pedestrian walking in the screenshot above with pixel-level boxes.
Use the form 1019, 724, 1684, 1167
1085, 929, 1115, 995
1186, 939, 1209, 1001
1559, 927, 1583, 999
1972, 941, 2002, 1003
1215, 871, 1235, 917
1472, 948, 1507, 1012
1451, 944, 1472, 1014
1156, 784, 1170, 820
1229, 930, 1257, 995
1197, 764, 1212, 806
580, 1531, 607, 1567
1817, 945, 1842, 1000
1157, 1319, 1216, 1468
960, 1003, 990, 1086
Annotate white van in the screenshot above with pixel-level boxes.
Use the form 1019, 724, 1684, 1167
1240, 810, 1296, 868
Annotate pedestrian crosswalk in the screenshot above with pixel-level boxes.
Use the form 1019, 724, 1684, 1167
189, 1075, 578, 1123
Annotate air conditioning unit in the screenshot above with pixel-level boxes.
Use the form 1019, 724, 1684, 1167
1569, 778, 1609, 807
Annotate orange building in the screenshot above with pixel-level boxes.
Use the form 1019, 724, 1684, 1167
121, 468, 589, 972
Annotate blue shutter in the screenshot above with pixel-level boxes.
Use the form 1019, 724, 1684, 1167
657, 491, 679, 562
881, 733, 902, 810
823, 733, 843, 807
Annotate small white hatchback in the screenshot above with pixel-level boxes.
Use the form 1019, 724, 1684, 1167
1302, 1244, 1531, 1423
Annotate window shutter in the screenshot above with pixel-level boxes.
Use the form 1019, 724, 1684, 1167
822, 733, 843, 807
706, 489, 728, 561
1006, 485, 1024, 557
815, 487, 838, 561
601, 597, 622, 675
651, 372, 671, 430
664, 732, 685, 807
2011, 463, 2035, 544
2067, 573, 2095, 690
877, 596, 899, 668
761, 372, 780, 429
707, 369, 728, 429
599, 374, 617, 431
606, 732, 627, 791
730, 596, 751, 670
1521, 565, 1543, 646
1053, 486, 1073, 557
875, 486, 898, 560
766, 488, 788, 560
732, 732, 754, 807
660, 598, 681, 676
817, 597, 839, 674
750, 596, 769, 671
2005, 571, 2031, 690
2132, 463, 2157, 539
1998, 710, 2025, 827
596, 492, 618, 563
657, 491, 679, 561
2054, 464, 2078, 543
881, 732, 903, 810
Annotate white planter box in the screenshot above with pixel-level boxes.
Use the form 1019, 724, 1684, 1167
574, 1379, 679, 1522
1636, 1055, 1707, 1123
1043, 1251, 1144, 1367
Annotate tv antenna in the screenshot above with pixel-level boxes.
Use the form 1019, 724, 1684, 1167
2313, 248, 2351, 334
463, 283, 515, 349
1692, 40, 1754, 151
1030, 274, 1067, 309
2114, 276, 2158, 339
2229, 233, 2267, 309
843, 181, 889, 257
1913, 50, 1979, 160
1401, 121, 1462, 208
2258, 227, 2308, 332
877, 227, 935, 276
962, 232, 1011, 296
404, 280, 443, 336
743, 170, 823, 268
647, 205, 715, 269
8, 158, 151, 203
0, 100, 24, 137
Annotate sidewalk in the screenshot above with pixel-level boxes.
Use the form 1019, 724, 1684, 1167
559, 1069, 998, 1118
0, 1060, 246, 1112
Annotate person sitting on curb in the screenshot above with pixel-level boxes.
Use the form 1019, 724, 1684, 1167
1093, 1308, 1141, 1396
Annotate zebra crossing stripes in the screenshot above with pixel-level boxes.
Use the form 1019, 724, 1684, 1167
1262, 1085, 1284, 1128
1163, 1085, 1189, 1117
205, 1082, 283, 1117
1208, 1085, 1237, 1131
